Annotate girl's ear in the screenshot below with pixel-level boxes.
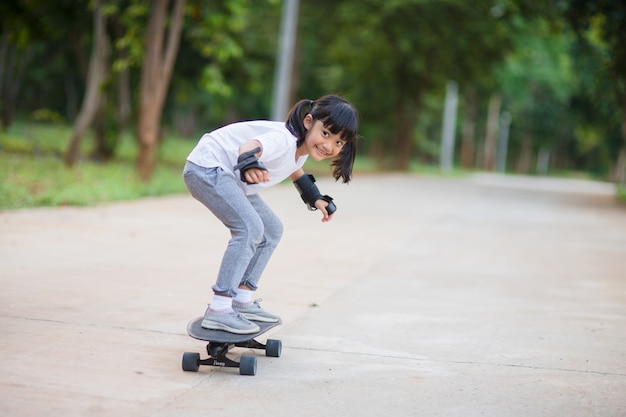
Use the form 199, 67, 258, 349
303, 114, 314, 130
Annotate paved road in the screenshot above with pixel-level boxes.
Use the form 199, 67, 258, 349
1, 173, 624, 417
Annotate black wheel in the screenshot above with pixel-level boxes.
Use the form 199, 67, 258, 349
265, 339, 282, 358
239, 356, 257, 376
182, 352, 200, 372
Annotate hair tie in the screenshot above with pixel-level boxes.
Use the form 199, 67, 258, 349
309, 100, 315, 108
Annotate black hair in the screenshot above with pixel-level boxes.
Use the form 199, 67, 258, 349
286, 94, 359, 183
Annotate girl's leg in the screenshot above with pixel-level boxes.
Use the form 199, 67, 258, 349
238, 193, 283, 291
231, 194, 283, 323
183, 162, 264, 297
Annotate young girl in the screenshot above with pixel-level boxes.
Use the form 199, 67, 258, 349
183, 94, 359, 334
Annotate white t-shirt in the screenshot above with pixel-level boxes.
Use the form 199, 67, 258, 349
186, 120, 308, 195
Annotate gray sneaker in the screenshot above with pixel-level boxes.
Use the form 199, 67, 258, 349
201, 307, 260, 334
233, 299, 280, 323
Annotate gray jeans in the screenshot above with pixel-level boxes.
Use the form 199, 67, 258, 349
183, 161, 283, 297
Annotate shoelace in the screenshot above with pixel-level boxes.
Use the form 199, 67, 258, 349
234, 312, 248, 321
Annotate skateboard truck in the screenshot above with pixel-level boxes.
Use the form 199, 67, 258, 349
182, 339, 282, 376
182, 318, 282, 376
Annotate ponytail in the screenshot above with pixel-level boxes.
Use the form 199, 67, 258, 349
285, 99, 315, 147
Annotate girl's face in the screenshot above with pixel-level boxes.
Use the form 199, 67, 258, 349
299, 114, 345, 161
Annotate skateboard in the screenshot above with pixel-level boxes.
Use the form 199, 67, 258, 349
182, 317, 282, 376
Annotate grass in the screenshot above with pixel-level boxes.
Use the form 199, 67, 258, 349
618, 185, 626, 203
0, 123, 189, 210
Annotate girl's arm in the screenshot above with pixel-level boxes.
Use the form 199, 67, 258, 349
290, 169, 335, 223
240, 139, 263, 156
289, 168, 305, 182
237, 140, 269, 183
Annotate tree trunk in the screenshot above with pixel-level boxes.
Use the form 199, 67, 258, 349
515, 136, 533, 174
614, 148, 626, 183
136, 0, 186, 182
460, 89, 477, 169
91, 97, 120, 162
0, 32, 33, 130
65, 0, 110, 167
117, 64, 131, 132
483, 93, 501, 171
613, 95, 626, 184
111, 16, 131, 133
393, 97, 418, 171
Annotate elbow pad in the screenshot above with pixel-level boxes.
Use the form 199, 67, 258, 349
293, 173, 337, 215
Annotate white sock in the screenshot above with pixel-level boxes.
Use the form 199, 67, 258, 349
209, 295, 233, 312
233, 288, 253, 305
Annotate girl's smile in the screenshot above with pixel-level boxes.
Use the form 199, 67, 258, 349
314, 143, 331, 157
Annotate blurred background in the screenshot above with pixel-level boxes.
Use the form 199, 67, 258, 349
1, 0, 624, 208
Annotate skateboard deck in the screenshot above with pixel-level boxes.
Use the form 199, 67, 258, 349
187, 316, 281, 343
182, 317, 282, 376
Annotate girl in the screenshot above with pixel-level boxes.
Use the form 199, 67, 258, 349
183, 94, 359, 334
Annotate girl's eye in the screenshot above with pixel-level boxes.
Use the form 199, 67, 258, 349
322, 131, 330, 137
336, 140, 344, 148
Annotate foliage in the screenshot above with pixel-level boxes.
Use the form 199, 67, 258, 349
0, 123, 189, 209
564, 0, 626, 182
173, 0, 281, 128
493, 16, 575, 173
566, 0, 626, 102
298, 0, 518, 169
1, 0, 625, 189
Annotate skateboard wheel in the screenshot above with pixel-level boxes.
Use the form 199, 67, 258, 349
239, 356, 257, 376
266, 339, 282, 358
182, 352, 200, 372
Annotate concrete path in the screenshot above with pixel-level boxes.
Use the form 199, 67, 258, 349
1, 173, 624, 417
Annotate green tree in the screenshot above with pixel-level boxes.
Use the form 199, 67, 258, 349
0, 0, 90, 129
173, 0, 280, 133
567, 35, 622, 176
299, 0, 515, 170
495, 16, 574, 174
566, 0, 626, 182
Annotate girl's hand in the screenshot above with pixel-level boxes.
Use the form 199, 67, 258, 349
243, 167, 270, 183
315, 199, 334, 222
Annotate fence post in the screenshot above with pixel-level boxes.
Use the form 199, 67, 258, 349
440, 81, 459, 172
